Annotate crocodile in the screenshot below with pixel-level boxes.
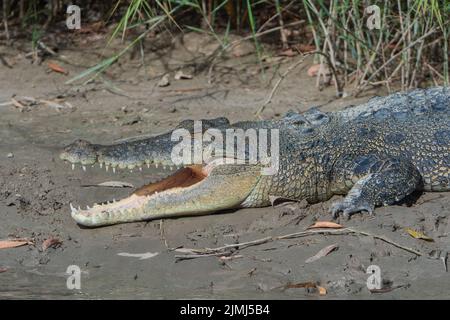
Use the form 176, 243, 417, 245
60, 86, 450, 227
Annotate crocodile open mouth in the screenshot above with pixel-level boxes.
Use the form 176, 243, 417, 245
68, 164, 207, 226
64, 158, 261, 227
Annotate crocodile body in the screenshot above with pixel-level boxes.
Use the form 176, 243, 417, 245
60, 86, 450, 226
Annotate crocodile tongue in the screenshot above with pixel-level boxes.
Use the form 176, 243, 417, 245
70, 161, 261, 227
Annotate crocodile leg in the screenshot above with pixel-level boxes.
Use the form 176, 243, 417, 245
70, 162, 261, 227
331, 156, 423, 219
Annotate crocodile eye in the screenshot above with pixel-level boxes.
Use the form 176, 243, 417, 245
300, 127, 314, 134
314, 113, 325, 120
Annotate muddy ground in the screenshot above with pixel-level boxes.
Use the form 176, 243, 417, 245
0, 31, 449, 299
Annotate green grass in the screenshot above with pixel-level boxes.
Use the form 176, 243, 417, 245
8, 0, 441, 91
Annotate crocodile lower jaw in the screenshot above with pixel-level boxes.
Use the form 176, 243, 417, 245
69, 165, 208, 227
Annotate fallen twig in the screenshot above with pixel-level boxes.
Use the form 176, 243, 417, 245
0, 96, 73, 111
175, 227, 424, 261
174, 251, 233, 262
369, 284, 409, 294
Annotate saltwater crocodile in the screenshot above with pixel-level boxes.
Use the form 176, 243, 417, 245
60, 86, 450, 227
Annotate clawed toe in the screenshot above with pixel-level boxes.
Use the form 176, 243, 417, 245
330, 199, 374, 219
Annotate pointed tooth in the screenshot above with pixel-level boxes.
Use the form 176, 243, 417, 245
113, 167, 116, 173
99, 163, 103, 168
163, 166, 166, 170
72, 164, 75, 170
82, 166, 86, 172
139, 167, 142, 171
106, 165, 109, 172
155, 163, 158, 169
170, 166, 173, 171
147, 163, 150, 168
70, 203, 77, 213
86, 205, 91, 209
78, 206, 81, 210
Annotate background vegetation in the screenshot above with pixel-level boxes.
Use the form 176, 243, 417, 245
1, 0, 449, 94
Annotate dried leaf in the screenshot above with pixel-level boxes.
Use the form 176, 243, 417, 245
278, 48, 296, 57
82, 181, 135, 188
307, 64, 321, 77
10, 97, 25, 109
98, 181, 134, 188
42, 237, 62, 251
48, 62, 68, 75
296, 44, 316, 52
40, 99, 71, 110
317, 286, 327, 295
285, 282, 327, 295
174, 70, 193, 80
307, 221, 343, 229
305, 243, 339, 263
117, 252, 159, 260
286, 282, 317, 289
0, 239, 32, 249
405, 228, 434, 242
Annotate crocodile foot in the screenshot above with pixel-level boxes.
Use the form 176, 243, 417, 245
330, 198, 375, 219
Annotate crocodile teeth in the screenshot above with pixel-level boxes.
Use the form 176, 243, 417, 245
82, 166, 86, 172
72, 164, 75, 170
113, 167, 116, 173
155, 163, 158, 169
99, 163, 103, 169
106, 165, 109, 172
70, 203, 77, 213
139, 167, 142, 171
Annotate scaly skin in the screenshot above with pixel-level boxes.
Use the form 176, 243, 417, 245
60, 86, 450, 226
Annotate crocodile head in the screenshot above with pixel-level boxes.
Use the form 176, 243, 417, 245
59, 117, 268, 227
63, 158, 262, 227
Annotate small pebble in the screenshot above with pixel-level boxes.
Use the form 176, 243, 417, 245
7, 153, 13, 158
158, 74, 170, 87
